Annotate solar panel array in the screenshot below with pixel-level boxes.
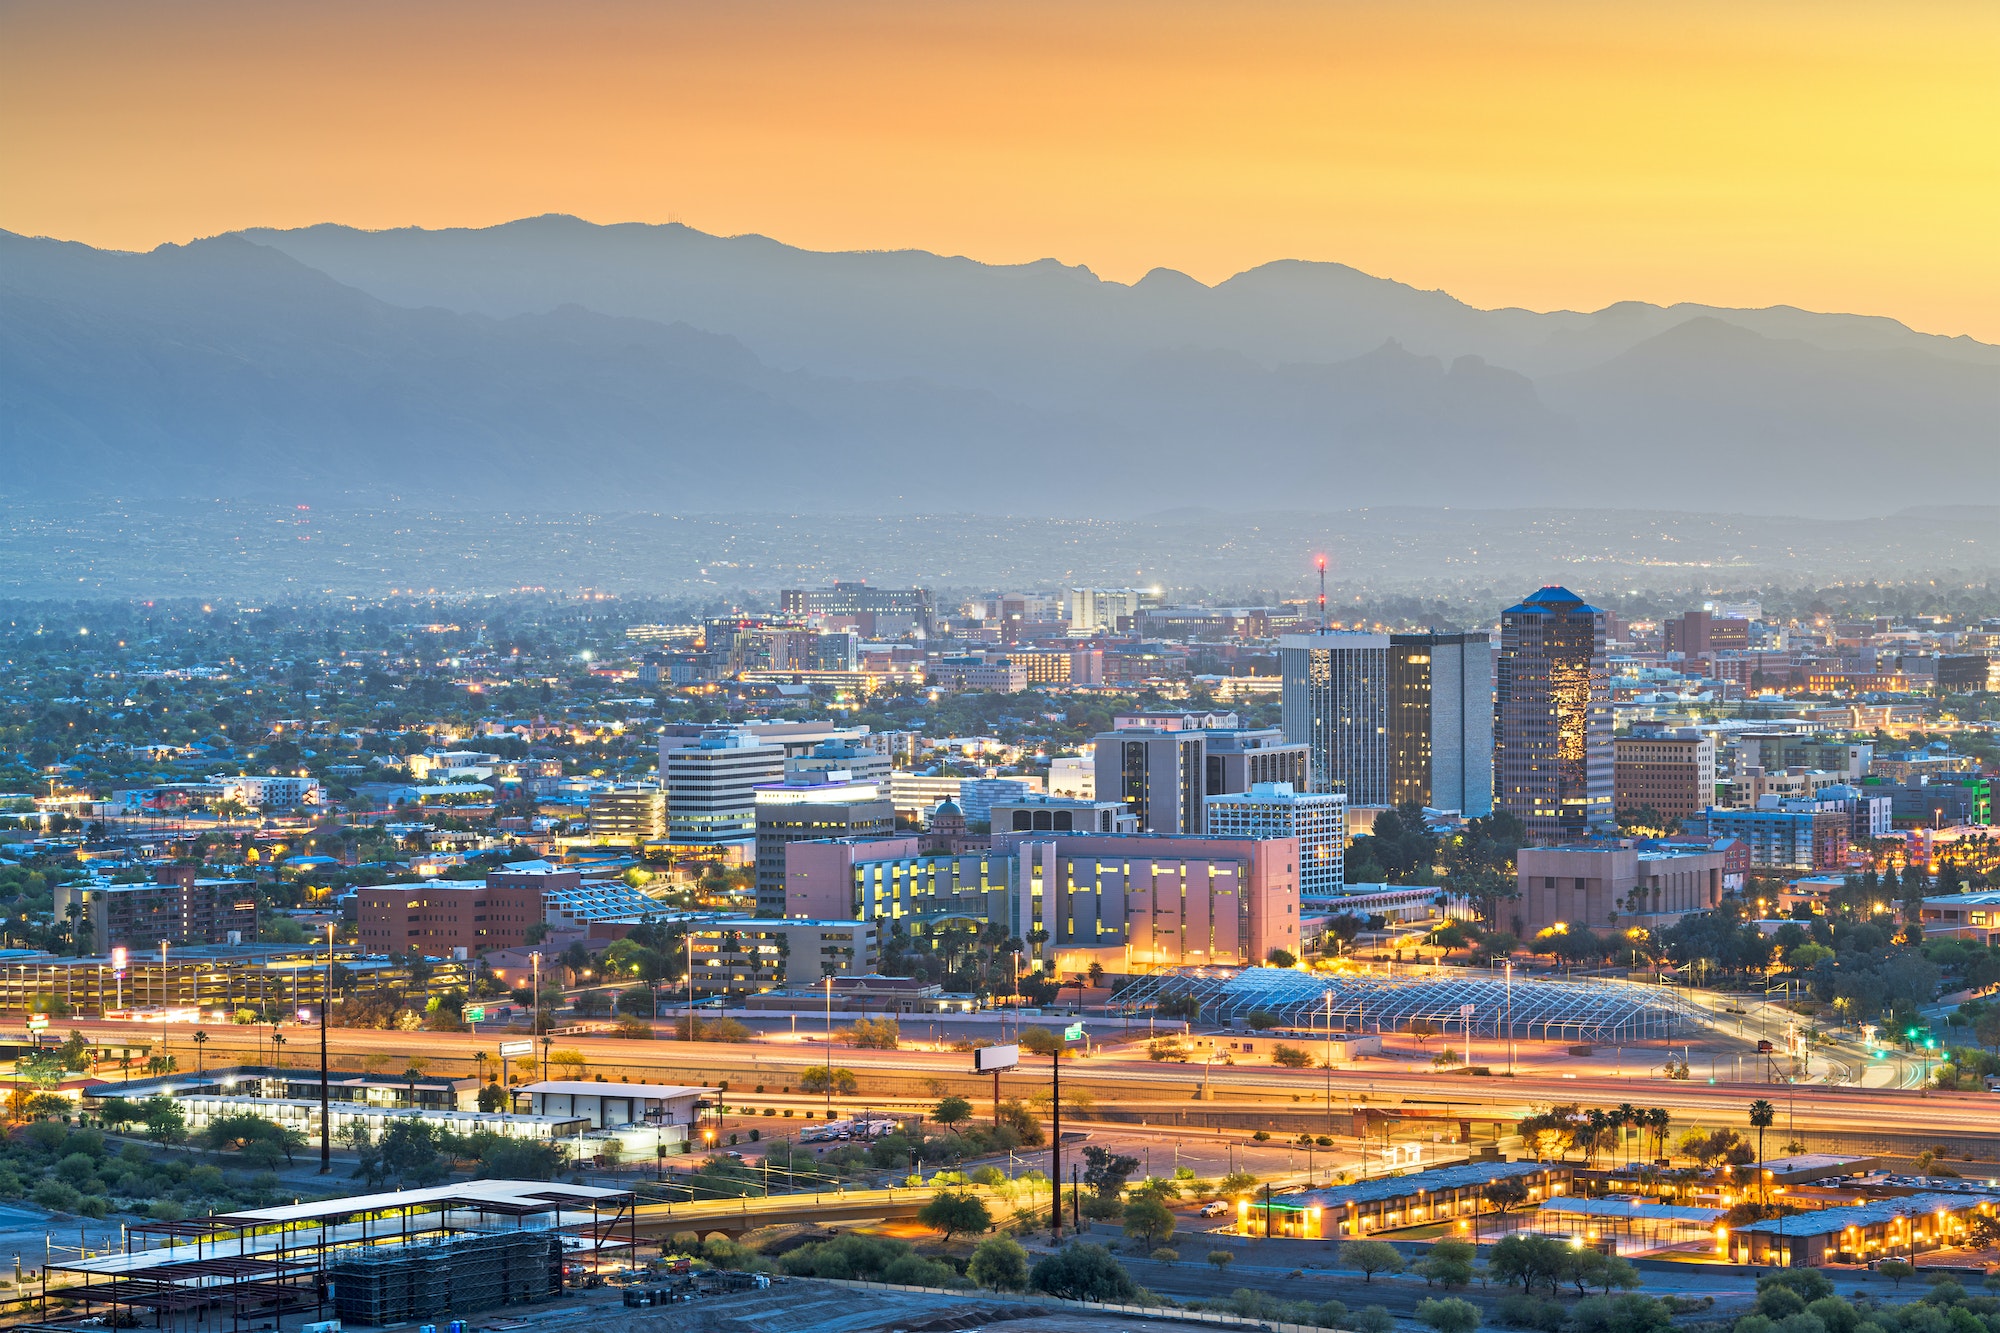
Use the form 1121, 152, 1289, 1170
1116, 965, 1699, 1043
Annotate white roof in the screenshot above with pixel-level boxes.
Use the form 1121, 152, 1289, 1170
522, 1081, 709, 1099
215, 1177, 631, 1225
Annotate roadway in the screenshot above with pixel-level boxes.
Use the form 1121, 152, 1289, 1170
72, 1019, 1999, 1150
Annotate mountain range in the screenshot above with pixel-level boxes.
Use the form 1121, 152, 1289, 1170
4, 215, 1998, 514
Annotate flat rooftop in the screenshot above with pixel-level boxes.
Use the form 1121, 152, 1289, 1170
1273, 1159, 1561, 1210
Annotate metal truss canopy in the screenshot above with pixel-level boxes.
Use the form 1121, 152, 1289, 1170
1118, 965, 1699, 1044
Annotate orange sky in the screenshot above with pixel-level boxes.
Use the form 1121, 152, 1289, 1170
6, 0, 2000, 337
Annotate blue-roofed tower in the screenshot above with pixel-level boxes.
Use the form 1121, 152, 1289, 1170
1496, 586, 1613, 843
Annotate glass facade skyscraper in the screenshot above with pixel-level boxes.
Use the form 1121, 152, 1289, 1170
1495, 586, 1613, 842
1278, 632, 1390, 804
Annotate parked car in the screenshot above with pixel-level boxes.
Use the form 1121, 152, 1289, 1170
1198, 1200, 1230, 1217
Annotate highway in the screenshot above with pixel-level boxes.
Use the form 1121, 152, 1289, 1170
70, 1019, 2000, 1151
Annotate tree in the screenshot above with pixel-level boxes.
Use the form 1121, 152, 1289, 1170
846, 1017, 901, 1050
1246, 1010, 1281, 1031
1747, 1099, 1776, 1198
996, 1098, 1044, 1145
1206, 1249, 1234, 1276
1082, 1144, 1140, 1200
1489, 1234, 1569, 1296
1352, 1307, 1396, 1333
801, 1066, 858, 1096
1266, 948, 1298, 969
350, 1119, 446, 1188
1029, 1243, 1137, 1302
1415, 1238, 1475, 1288
1122, 1194, 1176, 1250
1409, 1019, 1439, 1047
141, 1096, 187, 1150
1018, 1026, 1064, 1057
917, 1190, 991, 1241
1482, 1178, 1529, 1216
1877, 1259, 1914, 1289
968, 1235, 1029, 1291
932, 1095, 973, 1133
1416, 1297, 1481, 1333
1341, 1239, 1405, 1283
1561, 1248, 1639, 1296
1272, 1044, 1313, 1069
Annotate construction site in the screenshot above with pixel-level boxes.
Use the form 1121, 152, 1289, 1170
40, 1180, 638, 1331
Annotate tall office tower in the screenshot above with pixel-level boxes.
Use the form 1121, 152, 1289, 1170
1205, 782, 1347, 898
1093, 729, 1207, 834
1496, 586, 1613, 842
1387, 633, 1495, 816
1278, 632, 1390, 803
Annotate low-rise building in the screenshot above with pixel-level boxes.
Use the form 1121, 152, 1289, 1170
1514, 842, 1729, 938
356, 878, 545, 955
1684, 803, 1850, 873
519, 1080, 707, 1135
1729, 1192, 1994, 1267
1241, 1160, 1574, 1239
689, 917, 879, 993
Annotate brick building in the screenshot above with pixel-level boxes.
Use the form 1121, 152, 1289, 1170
355, 878, 545, 956
1613, 733, 1717, 825
53, 865, 259, 954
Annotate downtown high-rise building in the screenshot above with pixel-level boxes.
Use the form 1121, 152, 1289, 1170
1388, 632, 1495, 816
1093, 729, 1208, 834
1495, 586, 1613, 842
1278, 631, 1391, 804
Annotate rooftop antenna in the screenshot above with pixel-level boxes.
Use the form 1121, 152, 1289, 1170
1316, 554, 1328, 631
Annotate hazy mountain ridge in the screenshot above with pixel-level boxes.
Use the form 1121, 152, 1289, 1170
3, 218, 1999, 513
242, 215, 2000, 386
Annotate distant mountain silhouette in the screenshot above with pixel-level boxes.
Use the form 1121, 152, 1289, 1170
3, 218, 1997, 512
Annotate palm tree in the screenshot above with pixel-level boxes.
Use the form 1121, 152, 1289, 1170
1748, 1099, 1776, 1203
1647, 1107, 1671, 1162
1615, 1103, 1639, 1167
1583, 1108, 1609, 1167
191, 1030, 209, 1076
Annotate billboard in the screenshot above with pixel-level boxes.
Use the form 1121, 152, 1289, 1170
973, 1044, 1019, 1073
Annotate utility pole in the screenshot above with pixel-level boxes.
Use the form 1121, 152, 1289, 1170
1050, 1044, 1062, 1242
320, 922, 332, 1173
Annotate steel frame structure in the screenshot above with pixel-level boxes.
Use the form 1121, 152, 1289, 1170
1117, 965, 1699, 1043
41, 1180, 636, 1333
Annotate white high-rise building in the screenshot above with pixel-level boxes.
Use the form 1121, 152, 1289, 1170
1205, 782, 1347, 898
661, 730, 785, 846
